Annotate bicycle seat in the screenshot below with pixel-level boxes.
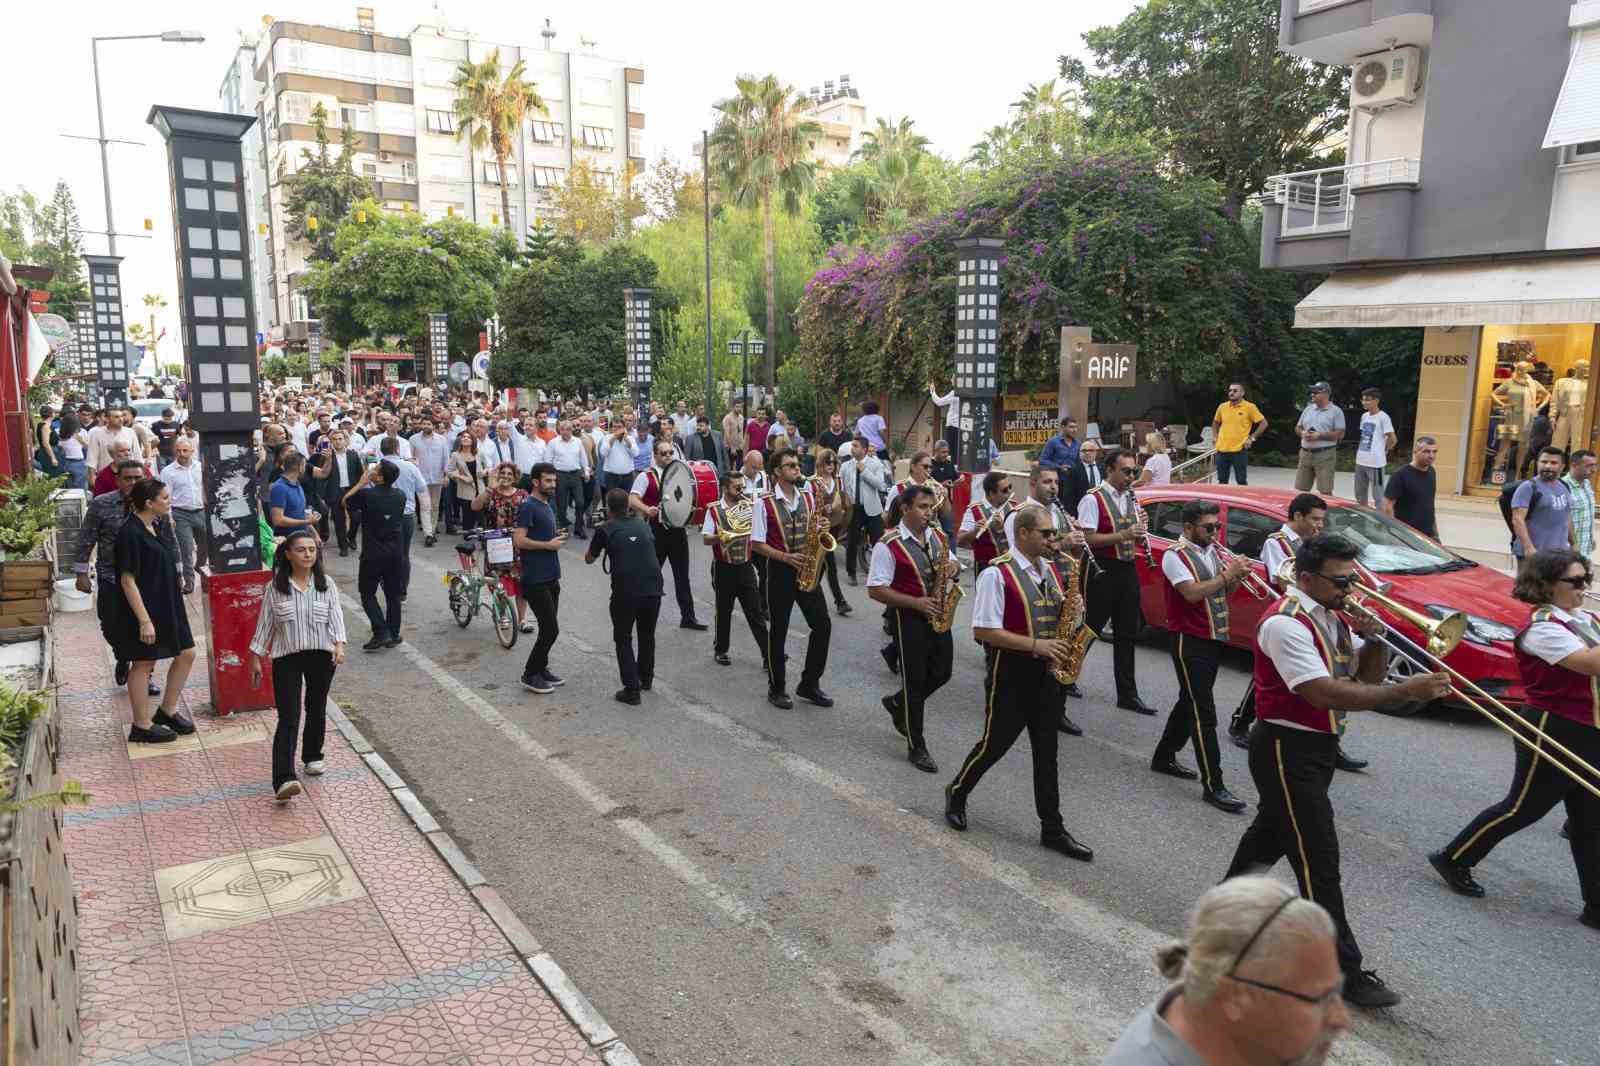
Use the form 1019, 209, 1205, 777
455, 540, 479, 556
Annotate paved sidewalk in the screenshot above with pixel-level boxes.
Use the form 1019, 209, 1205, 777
56, 593, 616, 1066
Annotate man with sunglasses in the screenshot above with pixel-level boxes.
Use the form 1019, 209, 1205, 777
1103, 876, 1349, 1065
1223, 533, 1450, 1008
1079, 447, 1156, 715
958, 470, 1017, 574
630, 442, 709, 631
1150, 500, 1250, 813
751, 448, 833, 709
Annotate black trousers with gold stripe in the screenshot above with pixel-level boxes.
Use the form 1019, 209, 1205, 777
764, 561, 830, 694
1224, 722, 1363, 975
1442, 708, 1600, 905
1154, 632, 1227, 792
949, 650, 1065, 833
889, 608, 953, 751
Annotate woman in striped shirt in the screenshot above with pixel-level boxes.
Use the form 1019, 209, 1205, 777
248, 529, 347, 800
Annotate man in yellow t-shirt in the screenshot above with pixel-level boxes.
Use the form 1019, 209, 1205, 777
1211, 383, 1267, 485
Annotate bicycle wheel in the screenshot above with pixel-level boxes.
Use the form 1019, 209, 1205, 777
490, 589, 519, 649
448, 575, 475, 628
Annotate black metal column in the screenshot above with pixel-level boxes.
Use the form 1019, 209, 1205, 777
82, 254, 128, 407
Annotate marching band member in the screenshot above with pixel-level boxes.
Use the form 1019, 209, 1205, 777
739, 450, 770, 613
751, 448, 834, 710
958, 470, 1016, 574
702, 471, 770, 670
1428, 548, 1600, 933
944, 505, 1093, 861
868, 485, 956, 772
629, 440, 708, 631
1150, 500, 1250, 813
885, 451, 951, 529
1078, 448, 1156, 715
1005, 464, 1089, 719
1223, 533, 1450, 1008
809, 449, 853, 616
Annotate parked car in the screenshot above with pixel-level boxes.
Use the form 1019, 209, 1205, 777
1133, 485, 1526, 716
128, 399, 186, 429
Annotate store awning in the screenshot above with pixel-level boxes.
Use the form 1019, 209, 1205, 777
1294, 256, 1600, 329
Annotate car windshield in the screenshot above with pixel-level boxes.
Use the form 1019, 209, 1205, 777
132, 402, 167, 418
1323, 506, 1470, 574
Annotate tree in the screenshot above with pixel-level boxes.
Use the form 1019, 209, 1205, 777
301, 201, 515, 359
494, 243, 678, 400
124, 294, 168, 377
0, 184, 89, 316
546, 159, 644, 247
1061, 0, 1349, 216
280, 103, 372, 261
965, 78, 1103, 184
452, 49, 544, 239
707, 75, 821, 384
638, 151, 698, 224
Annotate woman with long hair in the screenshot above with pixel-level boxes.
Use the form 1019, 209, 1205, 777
809, 448, 851, 616
448, 431, 485, 532
33, 406, 61, 479
247, 528, 347, 801
112, 478, 197, 743
472, 462, 534, 631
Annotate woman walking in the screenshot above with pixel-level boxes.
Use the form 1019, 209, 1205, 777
472, 462, 534, 632
112, 478, 198, 743
58, 407, 89, 489
33, 406, 62, 480
247, 529, 347, 801
448, 431, 486, 532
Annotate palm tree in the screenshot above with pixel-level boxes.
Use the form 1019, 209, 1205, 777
452, 49, 544, 237
850, 116, 930, 230
708, 74, 820, 384
855, 115, 929, 162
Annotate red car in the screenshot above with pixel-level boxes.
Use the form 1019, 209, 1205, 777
1132, 485, 1527, 716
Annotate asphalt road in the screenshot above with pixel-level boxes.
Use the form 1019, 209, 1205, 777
323, 533, 1597, 1066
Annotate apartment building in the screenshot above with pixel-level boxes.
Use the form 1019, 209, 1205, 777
241, 9, 644, 342
217, 43, 275, 337
1262, 0, 1600, 497
798, 75, 869, 169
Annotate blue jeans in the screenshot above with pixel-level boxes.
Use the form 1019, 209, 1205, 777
1215, 450, 1249, 484
62, 459, 87, 490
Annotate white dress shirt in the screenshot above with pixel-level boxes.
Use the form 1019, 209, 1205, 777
630, 465, 670, 499
289, 419, 310, 457
362, 434, 413, 460
545, 436, 589, 474
329, 448, 355, 490
867, 524, 937, 588
930, 385, 961, 429
1005, 497, 1065, 550
741, 471, 767, 499
159, 459, 204, 509
749, 482, 809, 544
1077, 485, 1135, 533
839, 456, 887, 517
1521, 604, 1600, 663
1162, 541, 1218, 588
1257, 586, 1368, 730
971, 551, 1050, 630
599, 434, 640, 475
408, 432, 450, 484
1261, 524, 1302, 591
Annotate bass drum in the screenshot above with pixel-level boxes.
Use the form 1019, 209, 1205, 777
658, 460, 720, 528
686, 460, 719, 527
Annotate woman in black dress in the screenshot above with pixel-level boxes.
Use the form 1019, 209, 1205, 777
114, 478, 198, 743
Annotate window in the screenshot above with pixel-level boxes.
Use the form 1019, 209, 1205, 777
580, 126, 614, 149
483, 161, 518, 186
531, 165, 565, 188
338, 105, 373, 133
1561, 140, 1600, 165
1147, 502, 1185, 542
362, 162, 378, 178
425, 58, 459, 87
628, 130, 645, 158
280, 92, 310, 126
426, 109, 456, 134
376, 101, 414, 134
428, 201, 465, 220
531, 74, 563, 102
1223, 507, 1281, 560
529, 119, 564, 144
400, 160, 417, 181
425, 154, 465, 182
580, 77, 612, 106
626, 81, 644, 113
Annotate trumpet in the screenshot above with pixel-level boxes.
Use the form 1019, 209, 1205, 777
1273, 558, 1600, 801
1214, 545, 1276, 600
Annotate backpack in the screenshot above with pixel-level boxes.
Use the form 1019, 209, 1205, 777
1498, 478, 1542, 536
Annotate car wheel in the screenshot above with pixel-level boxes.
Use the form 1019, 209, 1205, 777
1379, 650, 1434, 717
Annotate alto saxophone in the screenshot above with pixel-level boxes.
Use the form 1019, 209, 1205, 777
929, 541, 965, 634
796, 500, 839, 593
1050, 550, 1099, 685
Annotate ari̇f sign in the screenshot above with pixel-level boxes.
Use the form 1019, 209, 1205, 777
1071, 343, 1138, 388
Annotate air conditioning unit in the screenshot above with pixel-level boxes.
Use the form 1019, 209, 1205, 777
378, 150, 392, 163
1352, 46, 1422, 110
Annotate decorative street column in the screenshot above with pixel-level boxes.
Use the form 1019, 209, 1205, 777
82, 254, 129, 407
306, 317, 322, 384
149, 103, 272, 716
71, 301, 98, 403
953, 234, 1004, 474
428, 312, 449, 388
623, 287, 653, 412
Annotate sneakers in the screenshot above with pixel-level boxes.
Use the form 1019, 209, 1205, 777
1343, 970, 1401, 1008
522, 673, 555, 694
520, 620, 536, 634
304, 760, 326, 776
274, 780, 303, 801
152, 709, 195, 736
362, 635, 388, 652
542, 671, 565, 687
128, 723, 177, 744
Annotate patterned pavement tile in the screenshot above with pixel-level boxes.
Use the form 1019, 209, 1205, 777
229, 794, 330, 854
435, 975, 604, 1066
79, 936, 174, 1016
317, 1002, 465, 1066
158, 837, 365, 940
76, 890, 165, 959
209, 1034, 335, 1065
66, 820, 155, 893
168, 920, 308, 1036
274, 896, 418, 1002
81, 995, 190, 1064
127, 731, 207, 760
366, 877, 510, 975
201, 744, 276, 790
197, 717, 276, 754
143, 802, 247, 870
132, 749, 223, 802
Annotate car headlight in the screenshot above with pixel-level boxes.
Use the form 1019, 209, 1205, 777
1426, 604, 1517, 646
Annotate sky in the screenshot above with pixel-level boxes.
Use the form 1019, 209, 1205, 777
0, 0, 1141, 370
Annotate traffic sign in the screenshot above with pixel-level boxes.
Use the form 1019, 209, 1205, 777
448, 361, 471, 386
472, 351, 492, 378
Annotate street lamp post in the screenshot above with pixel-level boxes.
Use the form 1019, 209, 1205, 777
728, 329, 765, 420
953, 234, 1005, 474
90, 31, 205, 255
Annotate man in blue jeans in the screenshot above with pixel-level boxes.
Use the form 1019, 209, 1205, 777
1211, 383, 1267, 485
515, 463, 568, 694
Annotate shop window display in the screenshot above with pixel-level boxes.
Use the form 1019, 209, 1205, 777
1467, 324, 1597, 490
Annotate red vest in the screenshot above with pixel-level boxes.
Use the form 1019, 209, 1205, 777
762, 486, 814, 552
968, 500, 1010, 568
995, 552, 1067, 638
883, 526, 946, 597
639, 469, 662, 508
1252, 596, 1350, 734
1163, 544, 1229, 642
1088, 484, 1138, 562
1515, 607, 1600, 728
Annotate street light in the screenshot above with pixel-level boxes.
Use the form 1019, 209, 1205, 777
953, 234, 1005, 473
91, 31, 207, 255
728, 329, 765, 418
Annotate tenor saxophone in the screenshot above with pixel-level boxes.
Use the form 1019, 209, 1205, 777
796, 501, 839, 593
929, 543, 965, 634
1050, 550, 1099, 685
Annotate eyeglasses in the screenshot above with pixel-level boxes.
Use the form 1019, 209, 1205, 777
1558, 574, 1592, 588
1222, 895, 1344, 1007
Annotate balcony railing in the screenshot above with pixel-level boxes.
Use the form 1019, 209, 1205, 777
1264, 157, 1420, 237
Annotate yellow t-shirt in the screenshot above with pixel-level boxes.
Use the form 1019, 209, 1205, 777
1213, 400, 1264, 452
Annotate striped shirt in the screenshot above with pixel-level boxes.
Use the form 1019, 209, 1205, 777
1564, 473, 1595, 559
249, 577, 348, 657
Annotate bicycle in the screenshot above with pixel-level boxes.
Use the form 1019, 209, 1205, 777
446, 529, 520, 649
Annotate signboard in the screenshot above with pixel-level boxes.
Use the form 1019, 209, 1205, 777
472, 351, 492, 378
448, 361, 471, 386
1000, 390, 1059, 447
1071, 344, 1138, 388
384, 363, 401, 383
34, 313, 71, 353
285, 376, 303, 391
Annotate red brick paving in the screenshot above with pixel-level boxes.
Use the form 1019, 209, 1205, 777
56, 597, 605, 1065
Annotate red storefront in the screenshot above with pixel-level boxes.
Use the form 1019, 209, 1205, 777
0, 262, 51, 480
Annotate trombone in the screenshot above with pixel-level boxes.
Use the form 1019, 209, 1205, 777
1274, 559, 1600, 801
1214, 545, 1276, 600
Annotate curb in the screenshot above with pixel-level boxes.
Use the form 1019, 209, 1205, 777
327, 704, 642, 1064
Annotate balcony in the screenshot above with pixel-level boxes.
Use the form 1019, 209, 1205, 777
1261, 158, 1420, 269
1278, 0, 1433, 65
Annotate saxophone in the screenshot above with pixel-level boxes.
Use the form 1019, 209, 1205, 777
1050, 550, 1099, 685
796, 498, 839, 593
929, 539, 965, 634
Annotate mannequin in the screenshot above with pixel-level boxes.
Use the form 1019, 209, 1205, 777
1552, 360, 1590, 455
1490, 361, 1549, 474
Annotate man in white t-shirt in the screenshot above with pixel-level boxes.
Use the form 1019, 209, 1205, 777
1353, 387, 1397, 508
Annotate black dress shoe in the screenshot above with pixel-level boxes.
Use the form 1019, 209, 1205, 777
152, 709, 196, 736
1228, 724, 1251, 750
1040, 829, 1093, 862
907, 746, 938, 773
835, 601, 853, 616
615, 688, 641, 706
1334, 746, 1369, 772
1343, 970, 1401, 1009
1061, 682, 1083, 699
339, 546, 350, 557
1151, 758, 1199, 781
768, 690, 794, 710
1428, 850, 1486, 898
384, 636, 402, 648
148, 681, 162, 698
1581, 906, 1600, 931
128, 723, 178, 744
543, 671, 566, 687
944, 784, 967, 831
362, 636, 388, 652
1056, 713, 1083, 737
847, 574, 858, 587
1204, 787, 1248, 813
1562, 819, 1571, 840
714, 652, 731, 665
796, 684, 834, 708
1118, 697, 1158, 715
680, 618, 709, 631
114, 660, 130, 686
880, 644, 900, 675
882, 695, 907, 737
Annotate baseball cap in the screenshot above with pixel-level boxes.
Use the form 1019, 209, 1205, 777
1310, 381, 1331, 394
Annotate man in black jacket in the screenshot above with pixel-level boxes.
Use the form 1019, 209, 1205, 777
312, 430, 366, 556
1061, 438, 1105, 517
683, 415, 728, 474
344, 460, 409, 651
586, 489, 664, 704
